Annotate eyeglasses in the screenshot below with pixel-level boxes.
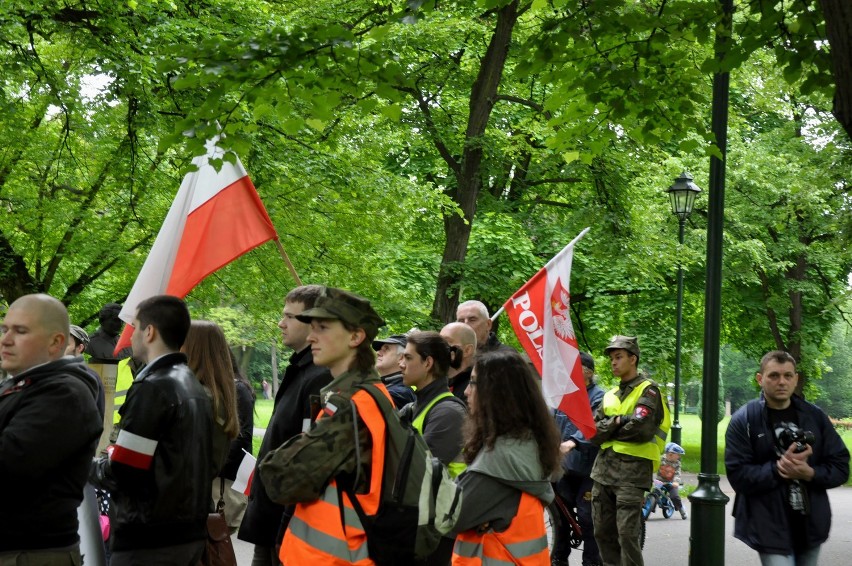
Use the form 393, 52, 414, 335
468, 380, 477, 387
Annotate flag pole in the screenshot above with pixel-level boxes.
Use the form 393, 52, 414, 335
491, 227, 591, 322
274, 239, 303, 286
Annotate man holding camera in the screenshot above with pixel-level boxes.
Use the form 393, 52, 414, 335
725, 350, 849, 565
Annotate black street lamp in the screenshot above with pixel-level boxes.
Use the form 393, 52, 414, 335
666, 171, 701, 446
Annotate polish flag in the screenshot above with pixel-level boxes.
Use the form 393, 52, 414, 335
502, 228, 595, 439
231, 450, 257, 496
114, 139, 279, 353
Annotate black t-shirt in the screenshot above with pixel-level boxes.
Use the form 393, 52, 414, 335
767, 405, 808, 552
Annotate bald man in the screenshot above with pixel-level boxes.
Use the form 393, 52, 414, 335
0, 294, 103, 563
440, 322, 477, 404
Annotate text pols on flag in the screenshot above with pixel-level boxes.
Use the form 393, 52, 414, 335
114, 138, 280, 354
502, 228, 595, 439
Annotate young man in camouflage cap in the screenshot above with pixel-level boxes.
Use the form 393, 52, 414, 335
259, 286, 389, 565
590, 336, 670, 566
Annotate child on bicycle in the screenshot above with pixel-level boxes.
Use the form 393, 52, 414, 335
656, 442, 688, 519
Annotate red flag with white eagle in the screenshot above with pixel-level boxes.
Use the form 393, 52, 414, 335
114, 139, 279, 354
502, 228, 595, 439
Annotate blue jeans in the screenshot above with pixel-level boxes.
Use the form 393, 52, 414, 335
759, 546, 820, 566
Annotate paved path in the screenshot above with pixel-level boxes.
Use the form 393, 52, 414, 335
230, 462, 852, 565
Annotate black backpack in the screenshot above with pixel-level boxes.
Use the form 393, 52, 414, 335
341, 383, 463, 564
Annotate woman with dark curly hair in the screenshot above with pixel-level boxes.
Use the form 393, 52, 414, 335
451, 349, 561, 565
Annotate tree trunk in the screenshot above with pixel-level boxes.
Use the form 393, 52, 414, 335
820, 0, 852, 140
430, 1, 520, 323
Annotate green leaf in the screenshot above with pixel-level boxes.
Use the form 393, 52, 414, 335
563, 151, 580, 164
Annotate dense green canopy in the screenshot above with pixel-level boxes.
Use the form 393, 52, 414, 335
0, 0, 850, 404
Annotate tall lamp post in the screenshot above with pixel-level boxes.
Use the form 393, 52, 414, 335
666, 171, 701, 446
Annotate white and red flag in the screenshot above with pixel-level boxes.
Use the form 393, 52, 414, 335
502, 228, 595, 438
114, 139, 279, 353
231, 450, 257, 495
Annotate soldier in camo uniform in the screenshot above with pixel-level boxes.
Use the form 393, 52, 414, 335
258, 286, 387, 565
590, 336, 670, 566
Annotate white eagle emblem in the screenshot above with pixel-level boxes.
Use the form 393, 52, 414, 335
551, 288, 575, 341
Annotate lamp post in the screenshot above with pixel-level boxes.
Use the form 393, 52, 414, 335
666, 171, 701, 446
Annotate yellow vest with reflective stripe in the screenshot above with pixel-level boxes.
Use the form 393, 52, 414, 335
412, 392, 467, 478
112, 358, 134, 425
599, 380, 671, 471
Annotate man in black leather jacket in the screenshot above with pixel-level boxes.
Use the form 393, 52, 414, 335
0, 294, 103, 564
91, 295, 215, 566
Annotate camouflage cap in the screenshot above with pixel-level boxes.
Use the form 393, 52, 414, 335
604, 335, 640, 358
296, 286, 385, 341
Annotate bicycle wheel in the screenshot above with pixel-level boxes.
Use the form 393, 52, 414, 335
662, 498, 675, 519
641, 493, 656, 519
639, 516, 647, 550
544, 501, 560, 555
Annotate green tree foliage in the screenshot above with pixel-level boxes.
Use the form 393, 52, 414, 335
0, 0, 850, 393
814, 319, 852, 419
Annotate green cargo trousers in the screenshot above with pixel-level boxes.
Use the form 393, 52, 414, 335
591, 482, 646, 566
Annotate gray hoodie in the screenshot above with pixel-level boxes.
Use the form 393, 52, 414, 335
450, 436, 554, 534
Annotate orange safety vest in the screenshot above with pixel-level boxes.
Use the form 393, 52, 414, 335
279, 386, 389, 565
452, 491, 549, 565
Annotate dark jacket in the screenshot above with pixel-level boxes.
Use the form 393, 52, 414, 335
561, 382, 605, 477
220, 379, 255, 480
238, 347, 332, 546
725, 394, 850, 554
481, 332, 515, 355
0, 357, 103, 552
90, 353, 215, 551
448, 366, 472, 405
381, 370, 416, 409
403, 378, 467, 467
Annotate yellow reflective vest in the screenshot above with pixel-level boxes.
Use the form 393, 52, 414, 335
599, 380, 671, 471
112, 358, 134, 425
411, 392, 466, 478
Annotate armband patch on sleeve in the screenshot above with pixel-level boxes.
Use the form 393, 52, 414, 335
112, 429, 158, 470
634, 405, 650, 419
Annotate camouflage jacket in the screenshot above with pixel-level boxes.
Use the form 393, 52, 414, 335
590, 373, 664, 489
258, 367, 381, 504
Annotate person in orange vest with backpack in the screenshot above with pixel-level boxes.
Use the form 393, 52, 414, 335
258, 286, 388, 565
449, 349, 562, 565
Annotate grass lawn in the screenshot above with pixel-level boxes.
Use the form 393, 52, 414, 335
255, 398, 274, 428
251, 398, 275, 455
677, 413, 852, 486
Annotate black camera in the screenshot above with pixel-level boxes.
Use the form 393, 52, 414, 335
776, 424, 815, 453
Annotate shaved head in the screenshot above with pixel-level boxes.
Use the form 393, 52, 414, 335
13, 294, 70, 338
441, 322, 477, 348
441, 321, 477, 375
1, 294, 69, 375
